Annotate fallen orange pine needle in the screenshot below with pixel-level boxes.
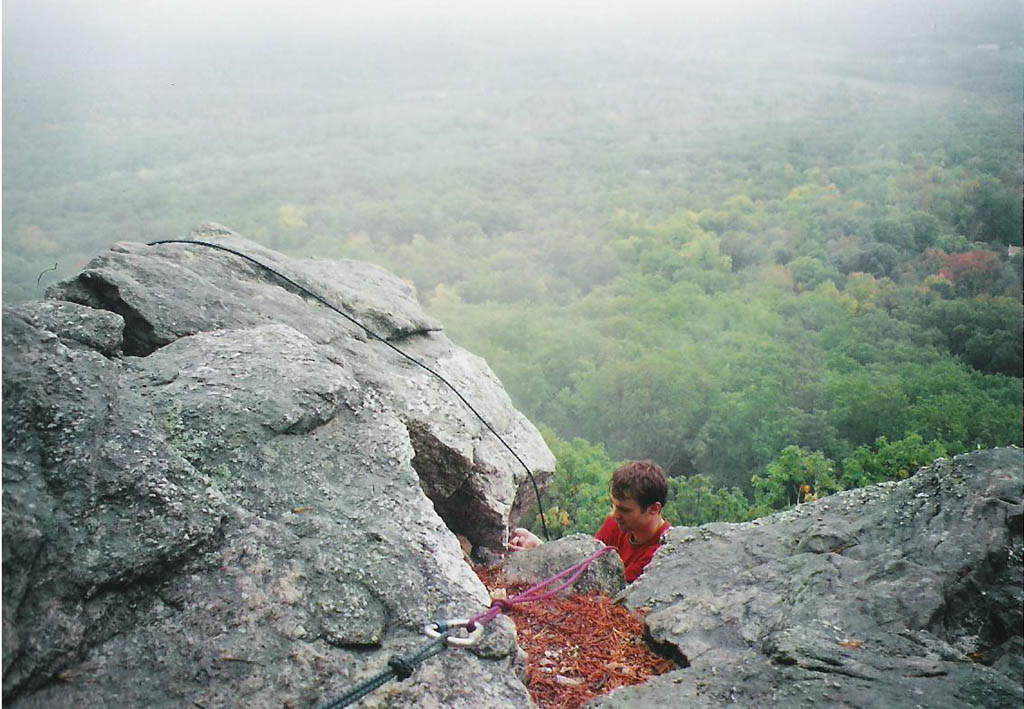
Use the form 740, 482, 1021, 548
475, 566, 676, 709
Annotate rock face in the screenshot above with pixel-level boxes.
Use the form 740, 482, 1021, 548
591, 447, 1024, 709
6, 227, 1022, 709
3, 227, 554, 707
500, 534, 625, 596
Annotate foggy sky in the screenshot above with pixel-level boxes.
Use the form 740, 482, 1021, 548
2, 0, 1020, 302
6, 0, 1020, 43
5, 0, 1020, 96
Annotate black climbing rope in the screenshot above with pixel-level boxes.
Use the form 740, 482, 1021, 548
36, 262, 58, 287
148, 238, 550, 541
315, 633, 450, 709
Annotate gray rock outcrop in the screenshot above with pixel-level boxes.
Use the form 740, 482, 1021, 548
591, 447, 1024, 708
500, 534, 625, 596
6, 226, 1022, 709
3, 228, 554, 707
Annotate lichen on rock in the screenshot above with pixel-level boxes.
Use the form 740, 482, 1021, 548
591, 447, 1024, 708
3, 231, 550, 707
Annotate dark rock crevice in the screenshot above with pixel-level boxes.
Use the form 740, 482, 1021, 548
932, 543, 1021, 662
380, 325, 445, 344
405, 418, 498, 548
642, 627, 690, 669
56, 271, 165, 356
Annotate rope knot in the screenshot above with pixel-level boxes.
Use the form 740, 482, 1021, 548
387, 655, 415, 680
490, 598, 513, 613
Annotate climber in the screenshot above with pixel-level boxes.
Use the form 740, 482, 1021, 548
508, 460, 670, 583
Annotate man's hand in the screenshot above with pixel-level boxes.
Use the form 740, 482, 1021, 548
507, 527, 543, 551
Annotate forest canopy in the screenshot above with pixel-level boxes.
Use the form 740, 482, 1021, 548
3, 0, 1021, 523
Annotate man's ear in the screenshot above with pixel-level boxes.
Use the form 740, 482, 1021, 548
646, 501, 663, 516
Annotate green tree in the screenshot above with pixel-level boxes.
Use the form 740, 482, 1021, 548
907, 211, 941, 250
788, 256, 839, 292
752, 445, 839, 513
839, 433, 947, 489
856, 242, 900, 278
523, 430, 615, 539
908, 296, 1023, 377
664, 474, 754, 526
963, 176, 1022, 245
871, 217, 915, 250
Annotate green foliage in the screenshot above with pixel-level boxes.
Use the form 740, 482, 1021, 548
752, 445, 839, 513
839, 434, 948, 489
664, 475, 755, 526
961, 176, 1023, 245
789, 256, 839, 291
4, 18, 1021, 506
906, 296, 1023, 377
526, 431, 759, 537
871, 217, 916, 250
522, 429, 615, 540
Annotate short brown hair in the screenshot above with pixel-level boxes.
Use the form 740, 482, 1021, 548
610, 460, 667, 509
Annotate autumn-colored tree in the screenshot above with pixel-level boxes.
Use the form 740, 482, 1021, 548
938, 250, 1003, 297
844, 272, 881, 313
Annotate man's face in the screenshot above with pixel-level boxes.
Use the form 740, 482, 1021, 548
610, 494, 655, 534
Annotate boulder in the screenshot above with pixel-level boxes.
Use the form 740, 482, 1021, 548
42, 225, 555, 550
590, 447, 1024, 708
500, 534, 625, 596
3, 230, 553, 707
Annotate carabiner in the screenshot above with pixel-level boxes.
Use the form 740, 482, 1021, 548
423, 618, 485, 648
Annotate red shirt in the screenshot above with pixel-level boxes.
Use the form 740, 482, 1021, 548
595, 516, 670, 583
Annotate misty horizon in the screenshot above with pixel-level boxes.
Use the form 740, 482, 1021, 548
2, 0, 1021, 484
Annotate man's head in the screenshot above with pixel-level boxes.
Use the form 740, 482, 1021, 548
609, 460, 667, 535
